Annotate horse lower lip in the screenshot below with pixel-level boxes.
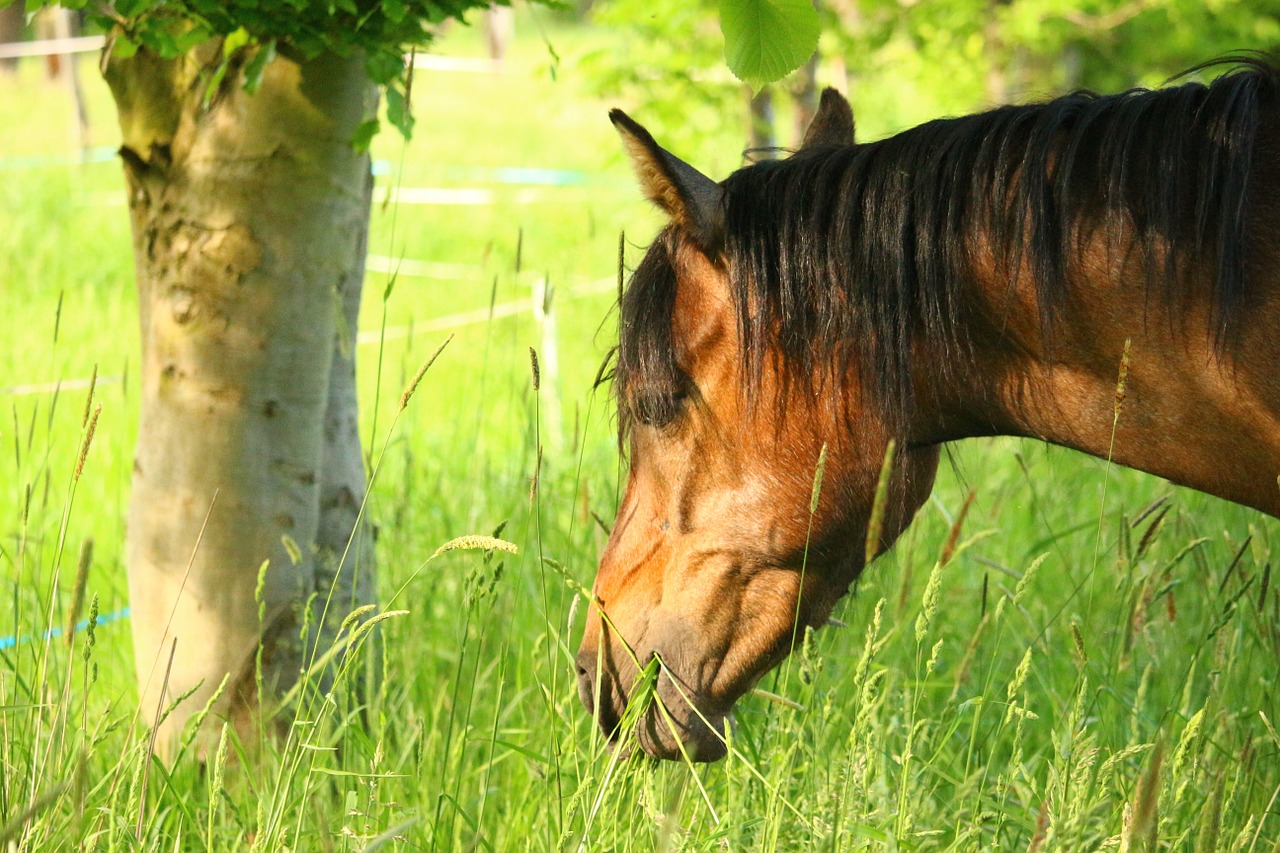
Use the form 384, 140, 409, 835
640, 705, 732, 762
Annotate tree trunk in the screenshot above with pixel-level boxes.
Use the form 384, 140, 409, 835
104, 43, 378, 754
791, 51, 819, 149
788, 0, 820, 148
44, 8, 89, 152
0, 3, 24, 75
747, 85, 776, 156
484, 5, 514, 64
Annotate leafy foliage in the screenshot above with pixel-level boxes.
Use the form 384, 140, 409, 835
16, 0, 511, 137
584, 0, 746, 167
821, 0, 1280, 105
588, 0, 1280, 157
587, 0, 820, 103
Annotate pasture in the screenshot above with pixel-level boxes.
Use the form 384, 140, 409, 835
2, 16, 1279, 851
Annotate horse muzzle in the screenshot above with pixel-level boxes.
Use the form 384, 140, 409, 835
574, 647, 731, 762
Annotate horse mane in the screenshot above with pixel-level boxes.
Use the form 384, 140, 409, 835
616, 55, 1280, 433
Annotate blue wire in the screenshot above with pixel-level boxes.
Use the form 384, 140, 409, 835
0, 607, 131, 651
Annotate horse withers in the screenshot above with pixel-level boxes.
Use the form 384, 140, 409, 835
577, 59, 1280, 761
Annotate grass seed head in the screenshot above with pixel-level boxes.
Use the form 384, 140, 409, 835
1114, 337, 1132, 416
864, 439, 897, 565
65, 537, 94, 645
431, 535, 519, 560
1071, 619, 1088, 665
1126, 739, 1163, 851
1014, 553, 1048, 606
82, 363, 98, 428
914, 560, 943, 643
1003, 647, 1033, 723
74, 402, 101, 481
400, 333, 454, 411
83, 593, 99, 664
937, 488, 976, 567
809, 443, 828, 515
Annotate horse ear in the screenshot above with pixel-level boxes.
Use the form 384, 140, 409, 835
610, 109, 724, 250
801, 88, 855, 148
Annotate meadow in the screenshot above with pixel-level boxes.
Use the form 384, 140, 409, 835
2, 15, 1278, 851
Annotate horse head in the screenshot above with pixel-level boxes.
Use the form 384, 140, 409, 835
576, 91, 941, 761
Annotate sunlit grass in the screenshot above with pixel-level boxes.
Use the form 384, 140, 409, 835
2, 16, 1278, 851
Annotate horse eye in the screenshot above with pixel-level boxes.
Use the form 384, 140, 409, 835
633, 388, 689, 427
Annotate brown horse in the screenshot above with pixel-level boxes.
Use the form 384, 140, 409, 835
576, 58, 1280, 762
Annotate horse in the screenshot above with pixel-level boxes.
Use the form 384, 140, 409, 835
576, 58, 1280, 762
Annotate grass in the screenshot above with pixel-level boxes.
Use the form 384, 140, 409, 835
2, 14, 1279, 851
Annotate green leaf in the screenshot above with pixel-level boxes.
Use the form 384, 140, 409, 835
281, 534, 301, 566
202, 59, 229, 108
222, 26, 251, 57
365, 49, 403, 85
351, 118, 380, 153
385, 85, 414, 139
242, 39, 276, 95
174, 25, 212, 54
720, 0, 820, 90
146, 25, 182, 58
111, 34, 140, 60
114, 0, 149, 17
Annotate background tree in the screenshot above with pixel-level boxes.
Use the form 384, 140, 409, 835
2, 0, 505, 753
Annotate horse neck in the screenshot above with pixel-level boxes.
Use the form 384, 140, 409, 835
912, 247, 1280, 518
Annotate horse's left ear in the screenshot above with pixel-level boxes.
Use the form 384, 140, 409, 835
801, 88, 855, 148
610, 109, 724, 251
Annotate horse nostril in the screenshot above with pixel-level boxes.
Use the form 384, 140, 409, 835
576, 652, 624, 741
576, 660, 598, 718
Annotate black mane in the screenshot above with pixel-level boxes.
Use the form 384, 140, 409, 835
617, 57, 1280, 433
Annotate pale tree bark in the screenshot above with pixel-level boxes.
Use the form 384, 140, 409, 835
104, 43, 378, 753
314, 167, 379, 695
484, 5, 514, 64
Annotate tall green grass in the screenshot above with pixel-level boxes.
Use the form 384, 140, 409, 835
2, 17, 1278, 850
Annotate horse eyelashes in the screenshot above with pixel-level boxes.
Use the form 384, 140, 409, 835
632, 387, 689, 428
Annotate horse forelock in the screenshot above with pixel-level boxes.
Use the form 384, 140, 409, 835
615, 227, 682, 442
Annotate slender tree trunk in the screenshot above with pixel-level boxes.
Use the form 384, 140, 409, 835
0, 3, 24, 75
791, 52, 819, 149
747, 86, 776, 155
104, 43, 378, 753
46, 9, 88, 153
790, 0, 820, 147
484, 5, 514, 64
